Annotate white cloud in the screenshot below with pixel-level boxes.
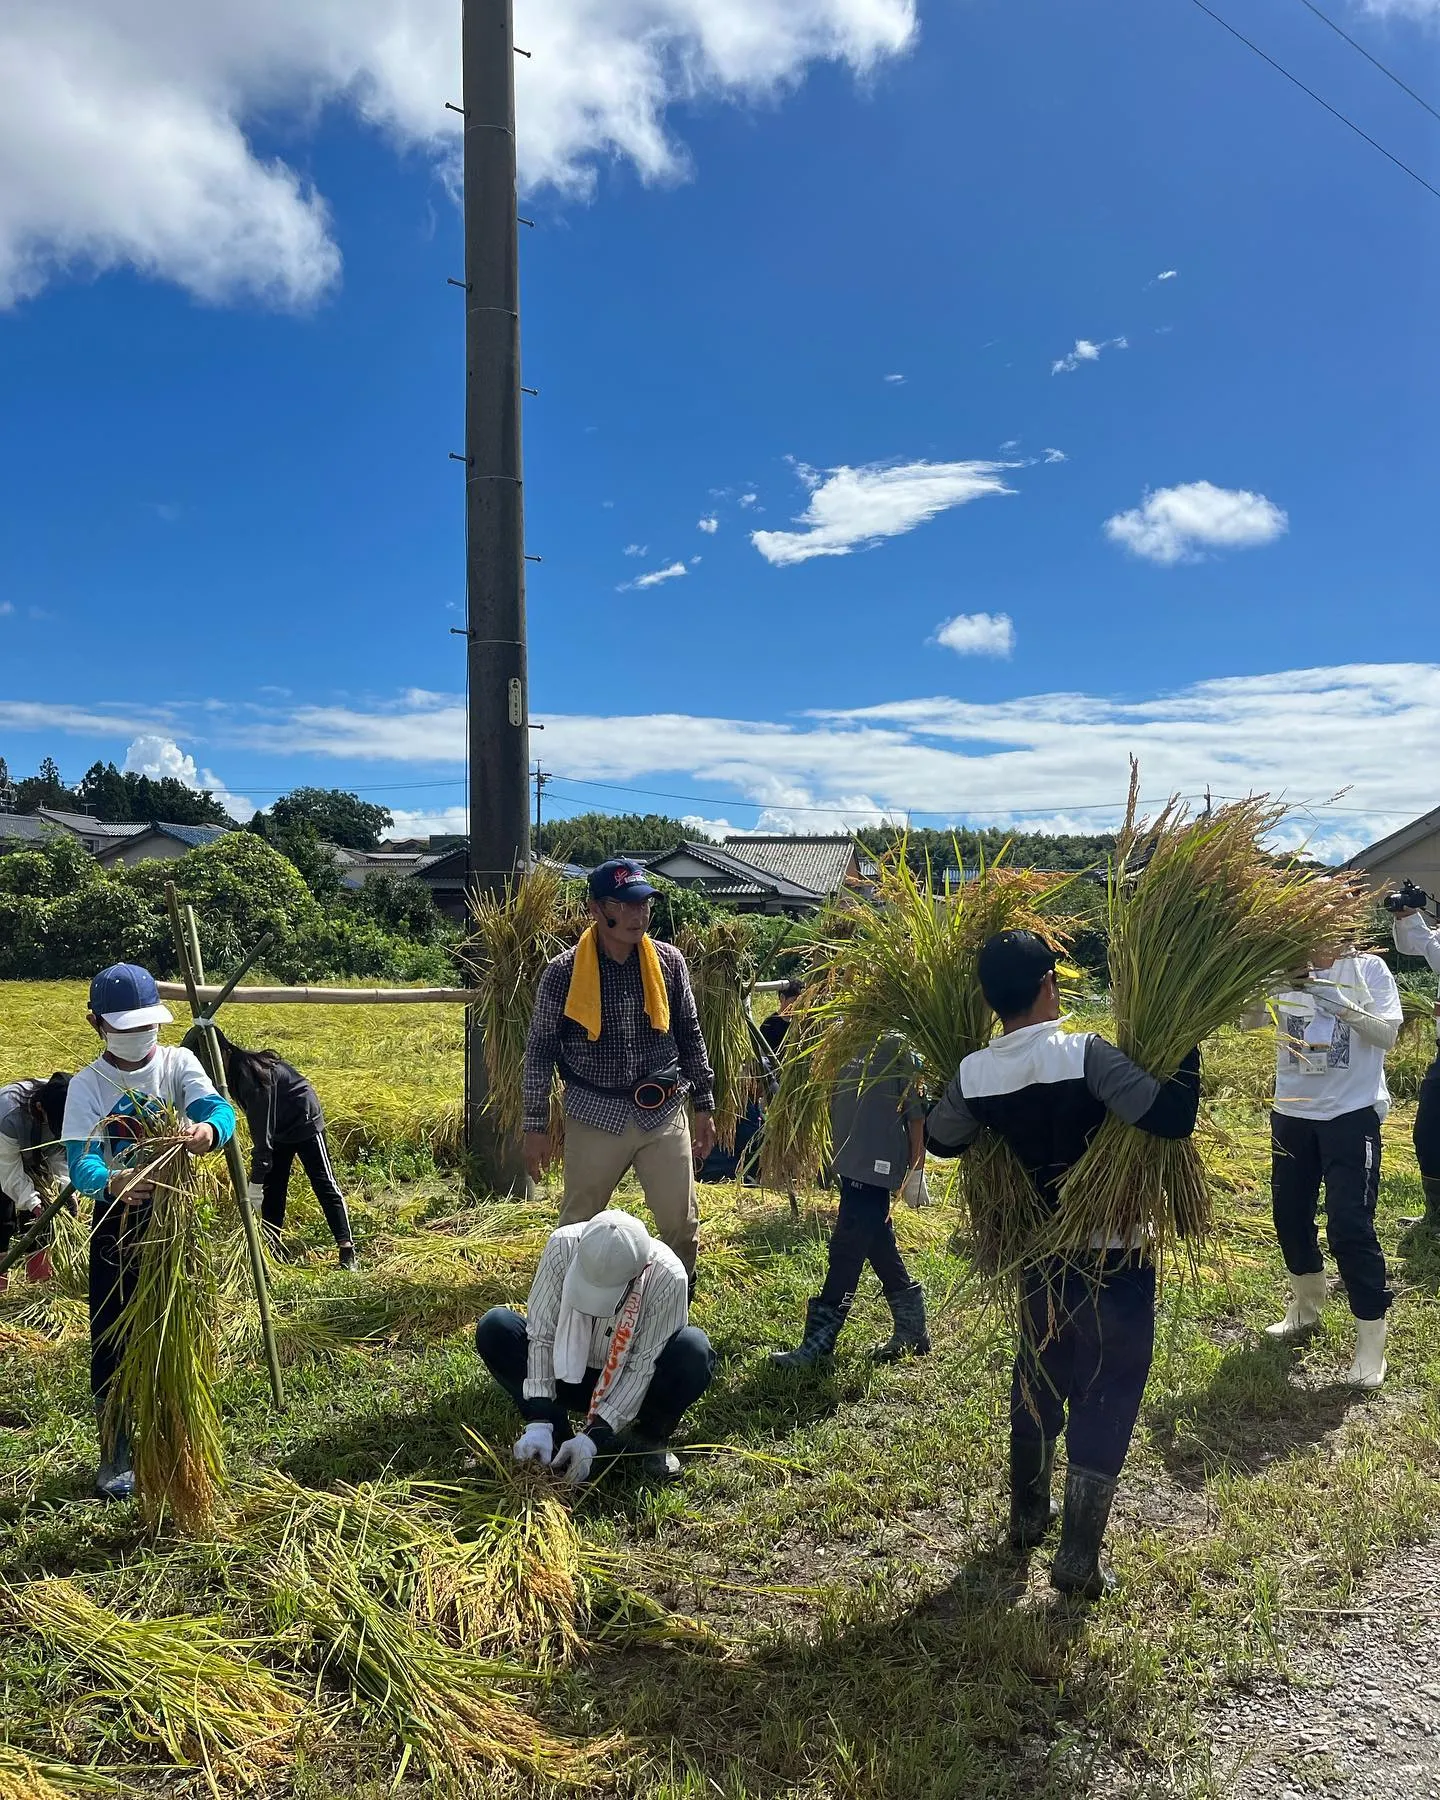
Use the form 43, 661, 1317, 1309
623, 542, 648, 556
999, 438, 1020, 452
697, 516, 719, 534
739, 492, 759, 508
932, 611, 1015, 658
0, 602, 13, 617
1051, 335, 1128, 375
1156, 269, 1178, 281
619, 559, 687, 591
14, 663, 1440, 861
752, 457, 1019, 566
122, 732, 255, 822
689, 555, 702, 565
1105, 480, 1288, 566
384, 803, 468, 842
1043, 447, 1067, 464
0, 0, 916, 309
884, 373, 905, 384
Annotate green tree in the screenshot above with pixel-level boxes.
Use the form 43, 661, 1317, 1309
536, 811, 704, 868
14, 756, 77, 813
351, 871, 450, 944
262, 788, 393, 851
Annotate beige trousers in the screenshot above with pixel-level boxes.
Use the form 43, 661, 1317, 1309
558, 1109, 699, 1274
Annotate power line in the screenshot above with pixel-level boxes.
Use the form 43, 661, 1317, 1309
1290, 0, 1440, 128
1187, 0, 1440, 204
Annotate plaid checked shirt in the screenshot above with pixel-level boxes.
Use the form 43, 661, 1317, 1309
523, 939, 715, 1136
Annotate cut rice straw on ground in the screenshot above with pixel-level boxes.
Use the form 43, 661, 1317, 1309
0, 1578, 302, 1794
0, 1749, 120, 1800
1044, 762, 1370, 1267
102, 1113, 226, 1534
761, 842, 1071, 1268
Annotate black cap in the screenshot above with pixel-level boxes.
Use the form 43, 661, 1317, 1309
588, 858, 659, 904
977, 930, 1059, 1018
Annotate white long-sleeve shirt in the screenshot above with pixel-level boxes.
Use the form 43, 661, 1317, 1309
1394, 913, 1440, 1043
521, 1224, 689, 1433
1266, 953, 1404, 1122
0, 1082, 66, 1215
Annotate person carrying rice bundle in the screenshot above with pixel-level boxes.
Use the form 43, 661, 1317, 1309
1241, 936, 1402, 1388
770, 1032, 931, 1368
0, 1072, 69, 1288
61, 964, 235, 1501
926, 931, 1201, 1601
522, 859, 716, 1283
184, 1025, 357, 1271
475, 1209, 715, 1484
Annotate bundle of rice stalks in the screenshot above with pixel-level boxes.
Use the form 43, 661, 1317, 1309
1046, 766, 1370, 1261
677, 913, 757, 1151
0, 1579, 302, 1794
0, 1747, 119, 1800
760, 842, 1072, 1260
101, 1110, 225, 1533
461, 862, 586, 1147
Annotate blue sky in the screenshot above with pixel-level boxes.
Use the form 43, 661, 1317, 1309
0, 0, 1437, 858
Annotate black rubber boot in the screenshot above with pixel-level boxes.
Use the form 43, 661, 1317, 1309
1008, 1436, 1059, 1551
623, 1429, 683, 1483
319, 1196, 358, 1268
1050, 1465, 1118, 1600
873, 1280, 931, 1362
94, 1401, 134, 1503
771, 1298, 849, 1369
1403, 1177, 1440, 1231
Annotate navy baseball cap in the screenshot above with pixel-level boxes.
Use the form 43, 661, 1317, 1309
977, 931, 1059, 1018
589, 858, 659, 905
88, 963, 174, 1030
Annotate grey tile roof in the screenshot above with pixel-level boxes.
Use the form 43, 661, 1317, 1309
720, 834, 857, 896
651, 842, 823, 901
0, 812, 57, 843
37, 808, 148, 838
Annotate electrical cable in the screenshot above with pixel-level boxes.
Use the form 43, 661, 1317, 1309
1289, 0, 1440, 128
1187, 0, 1440, 204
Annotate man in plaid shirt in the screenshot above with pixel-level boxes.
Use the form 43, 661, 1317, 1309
523, 859, 716, 1276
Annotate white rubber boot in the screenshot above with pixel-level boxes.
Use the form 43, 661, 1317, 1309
1345, 1317, 1387, 1389
1265, 1270, 1327, 1339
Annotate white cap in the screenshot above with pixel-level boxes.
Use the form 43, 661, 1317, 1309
560, 1210, 652, 1317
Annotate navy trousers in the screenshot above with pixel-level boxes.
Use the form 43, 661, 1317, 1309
475, 1305, 715, 1442
1011, 1255, 1156, 1480
1271, 1107, 1391, 1320
1414, 1057, 1440, 1183
816, 1177, 913, 1308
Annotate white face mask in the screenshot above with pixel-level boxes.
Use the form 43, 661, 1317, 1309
104, 1024, 159, 1062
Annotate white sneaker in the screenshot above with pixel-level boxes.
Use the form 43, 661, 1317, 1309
1345, 1317, 1387, 1388
1265, 1271, 1328, 1339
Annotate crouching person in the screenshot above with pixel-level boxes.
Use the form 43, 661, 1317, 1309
476, 1210, 714, 1485
926, 932, 1200, 1600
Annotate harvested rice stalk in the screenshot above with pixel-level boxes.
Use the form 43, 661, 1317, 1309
0, 1748, 119, 1800
0, 1579, 302, 1794
461, 862, 586, 1148
1046, 765, 1370, 1261
102, 1112, 225, 1533
268, 1560, 601, 1790
760, 842, 1071, 1261
677, 913, 756, 1151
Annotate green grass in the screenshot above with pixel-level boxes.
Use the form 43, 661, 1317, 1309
2, 985, 1438, 1796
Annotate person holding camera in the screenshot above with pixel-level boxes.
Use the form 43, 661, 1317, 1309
523, 860, 715, 1280
1243, 936, 1402, 1387
1390, 881, 1440, 1232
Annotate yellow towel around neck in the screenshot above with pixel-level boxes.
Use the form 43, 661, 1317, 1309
563, 925, 671, 1043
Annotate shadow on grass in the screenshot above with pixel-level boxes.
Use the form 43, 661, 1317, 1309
1147, 1335, 1354, 1487
575, 1543, 1144, 1800
1396, 1220, 1440, 1297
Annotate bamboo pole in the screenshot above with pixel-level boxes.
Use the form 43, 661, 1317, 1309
153, 984, 475, 1006
164, 885, 285, 1409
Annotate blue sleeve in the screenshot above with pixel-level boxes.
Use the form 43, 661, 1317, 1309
187, 1094, 236, 1147
66, 1141, 111, 1197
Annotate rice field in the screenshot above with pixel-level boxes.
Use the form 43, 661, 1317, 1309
2, 980, 1439, 1798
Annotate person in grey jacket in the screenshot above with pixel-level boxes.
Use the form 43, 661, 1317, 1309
771, 1033, 929, 1368
0, 1073, 69, 1286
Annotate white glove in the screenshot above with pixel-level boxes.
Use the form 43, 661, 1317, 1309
550, 1432, 597, 1486
1306, 981, 1349, 1019
512, 1421, 555, 1467
900, 1167, 932, 1209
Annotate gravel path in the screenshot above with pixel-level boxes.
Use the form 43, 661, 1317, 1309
1204, 1538, 1440, 1798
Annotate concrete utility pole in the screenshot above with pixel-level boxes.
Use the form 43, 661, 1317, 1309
462, 0, 531, 1190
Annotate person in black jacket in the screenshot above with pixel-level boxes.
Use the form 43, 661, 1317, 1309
185, 1026, 357, 1270
926, 931, 1200, 1601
